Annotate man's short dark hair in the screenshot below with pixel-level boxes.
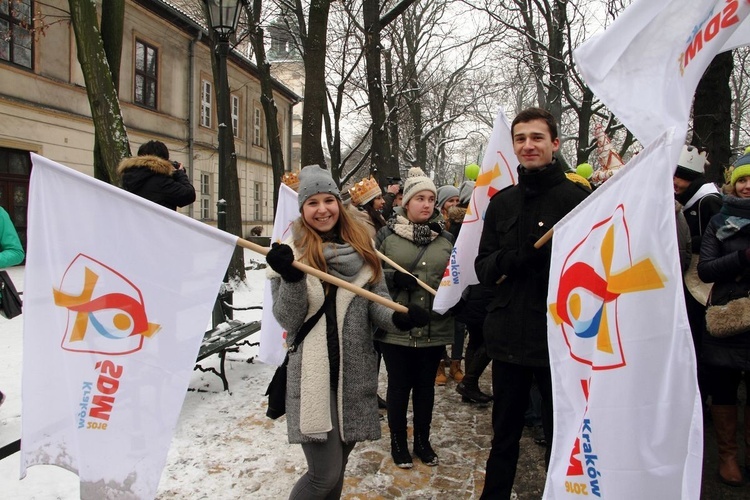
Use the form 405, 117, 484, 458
511, 107, 558, 141
137, 140, 170, 160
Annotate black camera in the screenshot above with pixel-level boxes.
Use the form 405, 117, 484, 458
171, 161, 181, 169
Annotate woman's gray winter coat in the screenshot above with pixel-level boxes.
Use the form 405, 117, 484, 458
269, 240, 404, 444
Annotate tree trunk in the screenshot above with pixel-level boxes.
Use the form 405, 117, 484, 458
384, 49, 400, 179
210, 37, 246, 282
94, 0, 128, 182
300, 0, 330, 167
247, 1, 286, 214
692, 51, 733, 185
68, 0, 130, 184
363, 0, 398, 185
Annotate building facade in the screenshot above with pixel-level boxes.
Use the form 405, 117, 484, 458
0, 0, 299, 247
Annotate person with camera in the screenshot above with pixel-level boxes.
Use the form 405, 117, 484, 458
267, 165, 429, 499
382, 177, 403, 221
117, 140, 196, 210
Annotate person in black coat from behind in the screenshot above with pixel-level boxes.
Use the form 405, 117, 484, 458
117, 140, 196, 210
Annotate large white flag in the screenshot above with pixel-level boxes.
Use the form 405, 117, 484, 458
21, 155, 237, 499
574, 0, 750, 150
433, 108, 517, 314
257, 183, 299, 366
544, 130, 702, 499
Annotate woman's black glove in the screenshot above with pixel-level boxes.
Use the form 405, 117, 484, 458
393, 270, 419, 291
392, 304, 430, 331
266, 243, 304, 282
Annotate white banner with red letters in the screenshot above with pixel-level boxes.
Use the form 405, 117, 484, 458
257, 183, 299, 366
21, 154, 237, 499
433, 108, 518, 314
544, 130, 703, 499
574, 0, 750, 152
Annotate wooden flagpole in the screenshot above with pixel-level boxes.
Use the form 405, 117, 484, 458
236, 238, 408, 313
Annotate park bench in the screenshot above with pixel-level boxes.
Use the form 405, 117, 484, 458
192, 287, 262, 392
193, 319, 261, 391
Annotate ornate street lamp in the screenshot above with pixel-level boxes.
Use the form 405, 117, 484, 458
203, 0, 245, 324
203, 0, 245, 232
204, 0, 244, 40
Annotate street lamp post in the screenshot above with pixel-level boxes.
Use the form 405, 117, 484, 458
204, 0, 244, 325
203, 0, 244, 232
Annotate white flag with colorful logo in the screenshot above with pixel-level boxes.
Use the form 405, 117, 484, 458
257, 183, 299, 366
574, 0, 750, 151
21, 155, 237, 499
433, 108, 518, 314
544, 130, 702, 499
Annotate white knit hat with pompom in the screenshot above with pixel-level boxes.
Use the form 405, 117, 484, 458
402, 167, 437, 206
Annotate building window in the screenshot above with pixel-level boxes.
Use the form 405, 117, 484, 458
254, 182, 262, 221
253, 106, 263, 147
0, 0, 33, 69
200, 173, 211, 219
201, 80, 212, 128
231, 95, 240, 138
134, 39, 158, 109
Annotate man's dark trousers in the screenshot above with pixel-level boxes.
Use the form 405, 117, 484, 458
480, 360, 553, 499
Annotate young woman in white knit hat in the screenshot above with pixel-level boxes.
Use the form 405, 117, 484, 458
374, 166, 455, 468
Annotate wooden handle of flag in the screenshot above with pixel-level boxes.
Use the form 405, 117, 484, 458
495, 228, 555, 284
375, 250, 437, 296
236, 238, 409, 313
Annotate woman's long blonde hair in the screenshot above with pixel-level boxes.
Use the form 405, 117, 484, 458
293, 199, 382, 284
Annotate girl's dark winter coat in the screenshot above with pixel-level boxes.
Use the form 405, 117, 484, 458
117, 155, 196, 210
697, 196, 750, 370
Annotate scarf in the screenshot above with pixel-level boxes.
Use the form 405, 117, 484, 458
387, 213, 442, 246
716, 195, 750, 241
322, 242, 364, 281
676, 178, 719, 209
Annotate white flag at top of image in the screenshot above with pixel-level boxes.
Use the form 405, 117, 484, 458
21, 154, 237, 499
543, 130, 702, 499
258, 183, 299, 366
432, 107, 517, 314
574, 0, 750, 152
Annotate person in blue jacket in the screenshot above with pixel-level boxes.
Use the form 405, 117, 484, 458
0, 205, 25, 406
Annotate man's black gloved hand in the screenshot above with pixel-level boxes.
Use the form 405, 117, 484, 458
392, 304, 431, 331
518, 235, 550, 266
393, 271, 420, 291
740, 248, 750, 266
266, 243, 305, 282
449, 298, 466, 318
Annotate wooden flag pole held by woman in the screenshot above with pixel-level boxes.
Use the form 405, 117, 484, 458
236, 238, 409, 313
375, 249, 437, 296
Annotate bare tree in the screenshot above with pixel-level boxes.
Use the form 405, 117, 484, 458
68, 0, 130, 183
243, 1, 287, 214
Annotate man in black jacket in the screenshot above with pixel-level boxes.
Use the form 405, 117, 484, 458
475, 108, 589, 499
117, 140, 196, 211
